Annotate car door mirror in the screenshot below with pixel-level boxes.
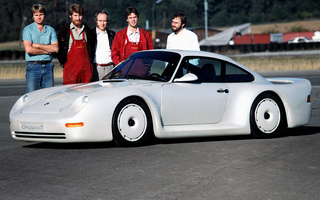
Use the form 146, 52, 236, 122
174, 73, 198, 82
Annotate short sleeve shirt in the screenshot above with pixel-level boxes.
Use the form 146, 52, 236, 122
22, 22, 57, 61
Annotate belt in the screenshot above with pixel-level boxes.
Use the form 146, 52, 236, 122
97, 62, 113, 67
28, 61, 51, 64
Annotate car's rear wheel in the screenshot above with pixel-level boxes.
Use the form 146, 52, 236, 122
112, 98, 153, 146
250, 93, 286, 138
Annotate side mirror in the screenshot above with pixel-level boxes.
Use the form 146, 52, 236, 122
174, 73, 198, 82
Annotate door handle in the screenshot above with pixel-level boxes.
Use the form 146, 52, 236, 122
217, 88, 229, 93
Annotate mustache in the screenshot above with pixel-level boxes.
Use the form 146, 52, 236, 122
73, 20, 82, 24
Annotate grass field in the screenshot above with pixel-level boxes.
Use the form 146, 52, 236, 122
233, 56, 320, 71
0, 61, 63, 79
1, 55, 320, 79
0, 41, 24, 51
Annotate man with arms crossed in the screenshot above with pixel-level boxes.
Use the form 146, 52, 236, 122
166, 12, 200, 50
111, 6, 154, 66
92, 10, 116, 81
23, 4, 58, 93
57, 4, 94, 84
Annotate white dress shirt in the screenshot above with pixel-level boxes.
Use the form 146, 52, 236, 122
94, 28, 112, 64
127, 27, 140, 43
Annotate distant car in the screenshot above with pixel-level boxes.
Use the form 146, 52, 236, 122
287, 36, 312, 43
9, 50, 312, 146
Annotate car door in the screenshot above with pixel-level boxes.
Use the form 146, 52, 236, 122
161, 82, 229, 126
160, 57, 229, 126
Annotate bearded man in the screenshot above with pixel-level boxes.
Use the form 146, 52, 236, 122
57, 4, 94, 84
166, 12, 200, 50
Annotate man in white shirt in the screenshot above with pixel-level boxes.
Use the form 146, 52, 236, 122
166, 12, 200, 51
92, 10, 116, 80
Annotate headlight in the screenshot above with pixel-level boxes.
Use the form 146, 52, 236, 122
10, 94, 29, 114
22, 94, 29, 103
65, 95, 89, 113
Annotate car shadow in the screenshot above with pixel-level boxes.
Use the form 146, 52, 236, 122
281, 126, 320, 137
23, 126, 320, 149
160, 126, 320, 145
23, 141, 117, 149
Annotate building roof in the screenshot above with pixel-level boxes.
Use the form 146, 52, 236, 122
199, 23, 251, 46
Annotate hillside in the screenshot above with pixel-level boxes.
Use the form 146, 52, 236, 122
249, 19, 320, 34
216, 19, 320, 34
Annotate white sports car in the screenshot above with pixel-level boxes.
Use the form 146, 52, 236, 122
10, 50, 312, 146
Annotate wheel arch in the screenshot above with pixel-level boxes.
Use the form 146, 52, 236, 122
250, 91, 288, 137
113, 95, 152, 119
112, 95, 159, 133
111, 95, 155, 146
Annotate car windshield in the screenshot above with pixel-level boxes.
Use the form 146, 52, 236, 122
103, 51, 181, 82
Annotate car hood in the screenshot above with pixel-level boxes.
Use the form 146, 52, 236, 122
20, 79, 155, 114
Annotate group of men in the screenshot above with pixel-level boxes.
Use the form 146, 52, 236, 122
22, 4, 200, 93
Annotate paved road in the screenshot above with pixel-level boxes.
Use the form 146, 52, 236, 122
1, 71, 320, 199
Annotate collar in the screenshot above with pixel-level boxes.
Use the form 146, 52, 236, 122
70, 22, 84, 31
174, 28, 185, 35
127, 27, 140, 35
96, 27, 107, 35
32, 22, 46, 32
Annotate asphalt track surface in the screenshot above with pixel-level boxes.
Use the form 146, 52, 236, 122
1, 70, 320, 199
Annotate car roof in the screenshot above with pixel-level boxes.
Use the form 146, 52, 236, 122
145, 49, 235, 63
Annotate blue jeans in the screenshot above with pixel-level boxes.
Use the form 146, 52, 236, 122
26, 62, 54, 93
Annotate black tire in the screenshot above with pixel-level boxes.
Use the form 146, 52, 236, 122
250, 93, 286, 138
112, 98, 153, 146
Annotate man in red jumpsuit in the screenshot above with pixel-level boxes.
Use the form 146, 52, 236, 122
57, 4, 94, 84
111, 6, 154, 66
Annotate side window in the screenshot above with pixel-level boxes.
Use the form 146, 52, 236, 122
225, 63, 254, 82
175, 58, 201, 79
177, 57, 223, 83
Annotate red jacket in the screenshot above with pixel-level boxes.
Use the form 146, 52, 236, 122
111, 27, 154, 65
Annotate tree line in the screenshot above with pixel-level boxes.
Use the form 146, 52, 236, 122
1, 0, 319, 42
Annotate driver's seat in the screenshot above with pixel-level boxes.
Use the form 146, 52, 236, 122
200, 64, 216, 82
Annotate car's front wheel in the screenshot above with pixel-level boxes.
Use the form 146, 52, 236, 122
250, 93, 286, 138
112, 98, 153, 146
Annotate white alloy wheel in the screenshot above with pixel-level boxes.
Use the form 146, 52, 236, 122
254, 98, 281, 134
117, 103, 147, 142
